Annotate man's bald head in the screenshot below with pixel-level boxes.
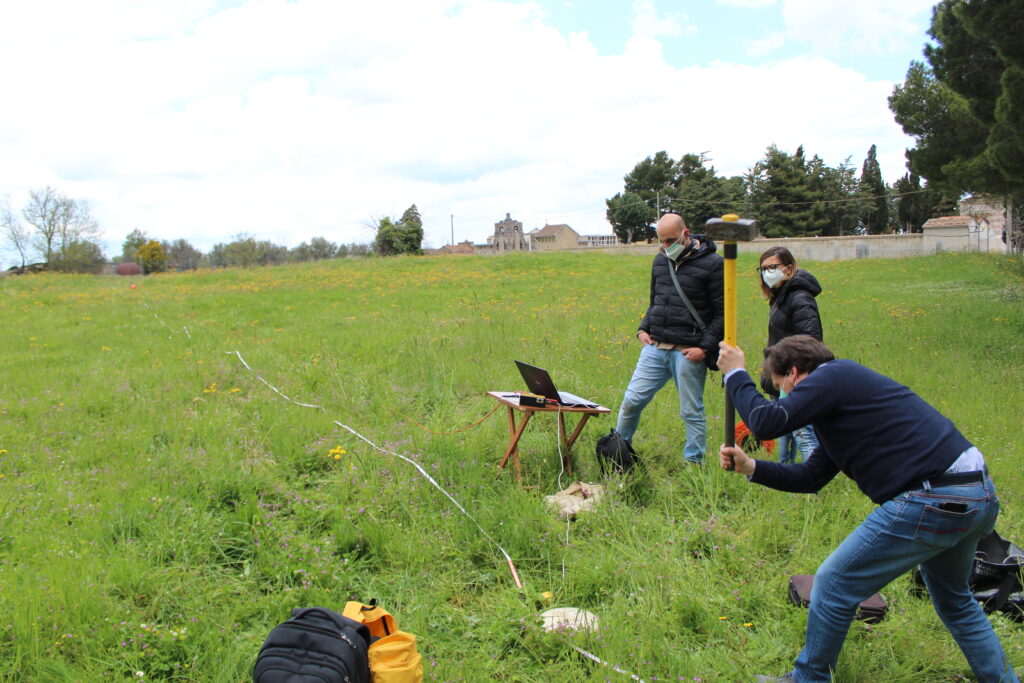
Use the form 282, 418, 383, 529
656, 213, 690, 247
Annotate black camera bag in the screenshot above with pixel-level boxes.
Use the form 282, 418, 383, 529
596, 429, 639, 475
253, 607, 371, 683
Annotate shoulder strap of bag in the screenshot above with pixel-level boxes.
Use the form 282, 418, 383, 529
667, 261, 706, 332
343, 600, 397, 639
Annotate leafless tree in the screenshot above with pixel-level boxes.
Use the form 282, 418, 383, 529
1, 196, 31, 269
21, 186, 100, 264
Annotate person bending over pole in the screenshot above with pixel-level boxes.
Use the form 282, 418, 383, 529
716, 335, 1018, 683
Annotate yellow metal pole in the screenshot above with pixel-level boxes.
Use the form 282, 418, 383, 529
721, 214, 740, 468
723, 251, 737, 346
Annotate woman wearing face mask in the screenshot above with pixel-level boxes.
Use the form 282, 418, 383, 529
758, 246, 823, 464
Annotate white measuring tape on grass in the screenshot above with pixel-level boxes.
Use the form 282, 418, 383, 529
229, 349, 647, 682
228, 350, 524, 590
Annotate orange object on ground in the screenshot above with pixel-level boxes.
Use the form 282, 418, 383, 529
736, 421, 776, 454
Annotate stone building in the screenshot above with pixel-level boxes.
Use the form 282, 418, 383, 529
489, 213, 527, 252
527, 223, 581, 251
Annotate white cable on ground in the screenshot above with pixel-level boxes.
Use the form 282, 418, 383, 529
228, 350, 524, 591
572, 645, 646, 682
136, 301, 647, 682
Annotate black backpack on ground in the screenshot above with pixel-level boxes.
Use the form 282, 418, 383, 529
911, 530, 1024, 622
596, 429, 639, 475
254, 607, 372, 683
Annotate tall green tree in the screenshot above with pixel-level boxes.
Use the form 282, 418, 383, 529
162, 238, 202, 270
746, 146, 827, 237
807, 156, 861, 237
892, 171, 940, 233
859, 145, 890, 234
605, 192, 655, 243
121, 229, 149, 263
373, 217, 402, 256
397, 205, 424, 255
889, 0, 1024, 250
670, 154, 744, 231
623, 151, 677, 216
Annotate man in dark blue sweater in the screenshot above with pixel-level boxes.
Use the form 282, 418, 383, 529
717, 335, 1017, 683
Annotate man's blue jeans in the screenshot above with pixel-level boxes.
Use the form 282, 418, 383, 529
789, 477, 1017, 682
779, 425, 819, 464
616, 343, 706, 463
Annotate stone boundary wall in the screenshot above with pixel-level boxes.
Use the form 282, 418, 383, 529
566, 233, 1007, 261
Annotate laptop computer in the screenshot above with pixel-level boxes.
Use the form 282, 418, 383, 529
515, 360, 597, 408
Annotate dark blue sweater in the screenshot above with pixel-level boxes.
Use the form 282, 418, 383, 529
726, 360, 973, 504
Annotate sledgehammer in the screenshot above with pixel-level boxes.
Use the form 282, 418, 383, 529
704, 214, 758, 470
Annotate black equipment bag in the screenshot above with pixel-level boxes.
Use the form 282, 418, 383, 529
971, 530, 1024, 621
788, 574, 888, 623
595, 429, 639, 475
254, 607, 372, 683
910, 530, 1024, 622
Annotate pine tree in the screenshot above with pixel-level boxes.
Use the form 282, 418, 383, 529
746, 146, 826, 237
859, 145, 889, 234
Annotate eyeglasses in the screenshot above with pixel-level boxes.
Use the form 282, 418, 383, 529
758, 264, 784, 274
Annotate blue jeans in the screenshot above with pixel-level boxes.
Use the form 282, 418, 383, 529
777, 433, 797, 464
616, 344, 706, 463
789, 477, 1017, 682
779, 425, 819, 464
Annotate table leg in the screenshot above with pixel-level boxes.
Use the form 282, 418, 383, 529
557, 412, 572, 476
562, 413, 593, 477
499, 408, 532, 484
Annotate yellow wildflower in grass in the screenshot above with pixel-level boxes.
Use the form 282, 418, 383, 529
718, 616, 728, 621
0, 449, 7, 454
202, 383, 218, 394
229, 388, 240, 393
743, 622, 753, 628
328, 446, 347, 460
101, 346, 112, 351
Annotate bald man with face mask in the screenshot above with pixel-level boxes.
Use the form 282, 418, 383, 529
615, 213, 724, 464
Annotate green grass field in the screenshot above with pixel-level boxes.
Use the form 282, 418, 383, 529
0, 251, 1021, 682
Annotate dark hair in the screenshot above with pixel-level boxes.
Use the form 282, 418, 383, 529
758, 246, 798, 299
764, 335, 835, 377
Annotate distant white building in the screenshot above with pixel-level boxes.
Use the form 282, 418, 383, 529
580, 234, 622, 248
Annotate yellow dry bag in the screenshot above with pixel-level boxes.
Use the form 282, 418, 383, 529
342, 600, 423, 683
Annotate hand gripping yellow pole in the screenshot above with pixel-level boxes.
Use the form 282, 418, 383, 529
704, 214, 757, 470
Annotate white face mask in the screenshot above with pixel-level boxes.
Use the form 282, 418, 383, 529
664, 241, 685, 261
762, 267, 786, 288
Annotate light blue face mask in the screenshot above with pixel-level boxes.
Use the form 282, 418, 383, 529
664, 241, 685, 260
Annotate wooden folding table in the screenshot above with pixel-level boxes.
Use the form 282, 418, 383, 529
487, 391, 611, 484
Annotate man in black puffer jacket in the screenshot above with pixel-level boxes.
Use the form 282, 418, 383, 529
615, 213, 724, 464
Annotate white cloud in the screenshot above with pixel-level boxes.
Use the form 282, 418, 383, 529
742, 0, 936, 58
717, 0, 777, 7
630, 0, 697, 40
0, 0, 916, 262
747, 31, 787, 57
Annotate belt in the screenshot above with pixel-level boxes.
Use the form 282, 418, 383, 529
918, 466, 989, 490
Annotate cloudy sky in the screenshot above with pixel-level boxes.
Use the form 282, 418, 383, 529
0, 0, 938, 262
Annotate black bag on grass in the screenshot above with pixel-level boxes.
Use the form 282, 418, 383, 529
910, 530, 1024, 621
254, 607, 371, 683
788, 574, 888, 623
596, 429, 639, 475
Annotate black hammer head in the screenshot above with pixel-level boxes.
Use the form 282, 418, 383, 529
705, 214, 758, 242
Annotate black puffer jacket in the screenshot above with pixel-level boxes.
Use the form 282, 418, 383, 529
638, 237, 724, 353
767, 269, 823, 346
